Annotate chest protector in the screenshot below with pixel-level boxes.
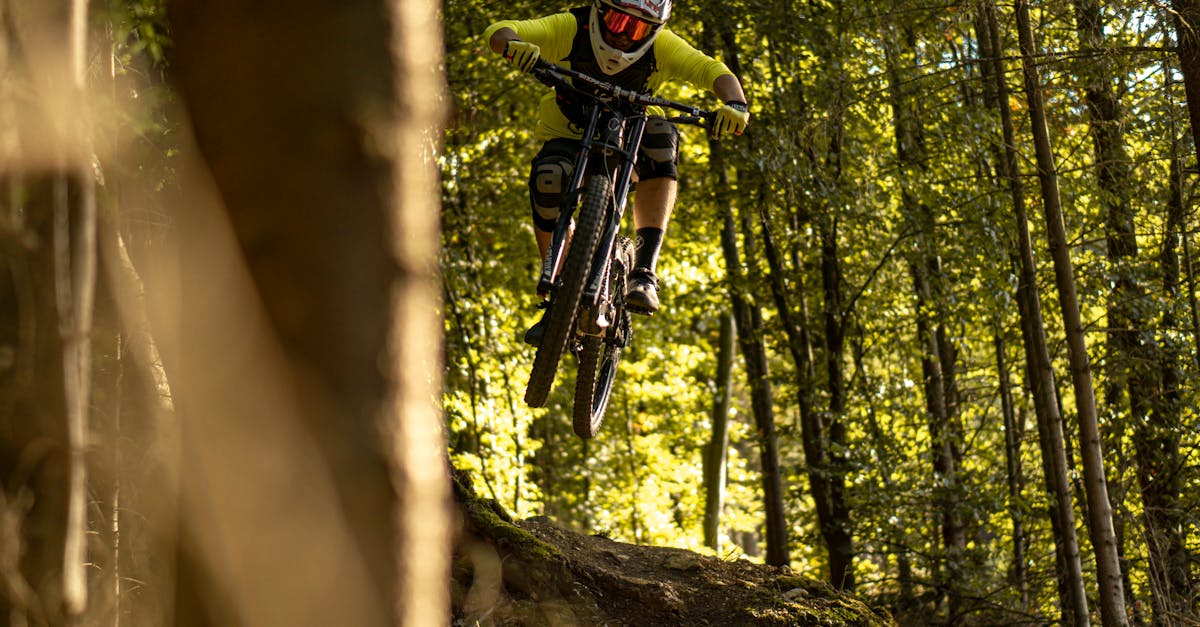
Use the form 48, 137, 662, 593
556, 6, 657, 128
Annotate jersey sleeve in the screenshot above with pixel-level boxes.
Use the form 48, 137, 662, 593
483, 13, 577, 63
651, 30, 734, 93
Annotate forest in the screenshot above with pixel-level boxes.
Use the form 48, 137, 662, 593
0, 0, 1197, 625
443, 0, 1200, 624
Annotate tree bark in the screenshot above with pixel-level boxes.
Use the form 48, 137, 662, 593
166, 0, 450, 624
0, 0, 94, 622
705, 22, 789, 568
1172, 0, 1200, 164
993, 329, 1029, 611
883, 28, 966, 616
703, 312, 734, 551
1015, 2, 1128, 624
980, 2, 1091, 623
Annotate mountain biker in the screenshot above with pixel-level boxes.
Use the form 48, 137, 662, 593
485, 0, 749, 346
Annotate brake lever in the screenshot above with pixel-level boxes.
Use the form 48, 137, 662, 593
666, 109, 715, 130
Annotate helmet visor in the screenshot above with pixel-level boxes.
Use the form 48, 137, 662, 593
599, 7, 658, 42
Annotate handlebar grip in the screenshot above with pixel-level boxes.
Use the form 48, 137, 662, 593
530, 60, 561, 88
669, 115, 706, 127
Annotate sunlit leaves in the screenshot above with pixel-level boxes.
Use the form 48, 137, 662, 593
442, 0, 1199, 619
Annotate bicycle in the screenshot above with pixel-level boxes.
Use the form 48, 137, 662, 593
521, 59, 714, 439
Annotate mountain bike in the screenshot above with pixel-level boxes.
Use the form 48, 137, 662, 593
522, 60, 714, 439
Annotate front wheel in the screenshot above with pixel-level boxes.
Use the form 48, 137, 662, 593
525, 175, 610, 408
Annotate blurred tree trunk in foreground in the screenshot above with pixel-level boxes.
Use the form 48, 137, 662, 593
165, 0, 450, 625
0, 0, 94, 623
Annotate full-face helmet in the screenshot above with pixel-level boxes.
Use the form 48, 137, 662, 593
589, 0, 671, 74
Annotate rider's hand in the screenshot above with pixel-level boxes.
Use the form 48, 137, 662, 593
712, 101, 749, 140
504, 40, 541, 73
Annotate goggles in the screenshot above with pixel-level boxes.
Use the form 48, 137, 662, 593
599, 6, 659, 42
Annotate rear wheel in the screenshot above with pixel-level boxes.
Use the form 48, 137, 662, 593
572, 235, 633, 437
525, 175, 610, 407
574, 338, 622, 438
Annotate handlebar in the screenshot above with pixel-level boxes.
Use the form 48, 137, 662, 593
530, 60, 714, 127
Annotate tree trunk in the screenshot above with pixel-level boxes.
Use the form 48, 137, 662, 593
993, 329, 1029, 611
1142, 76, 1198, 625
1172, 0, 1200, 164
980, 2, 1091, 623
166, 0, 450, 624
1080, 4, 1197, 622
703, 312, 735, 551
706, 22, 789, 568
815, 205, 854, 592
1015, 2, 1128, 624
721, 229, 788, 567
759, 197, 853, 588
974, 15, 1030, 613
756, 5, 855, 589
811, 35, 853, 586
710, 150, 788, 568
0, 0, 94, 622
1072, 2, 1152, 619
884, 28, 966, 616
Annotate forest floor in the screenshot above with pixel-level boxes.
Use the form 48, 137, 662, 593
451, 471, 895, 626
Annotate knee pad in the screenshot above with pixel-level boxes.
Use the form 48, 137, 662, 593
529, 154, 574, 232
636, 117, 679, 181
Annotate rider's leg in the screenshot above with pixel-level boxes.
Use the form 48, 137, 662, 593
535, 228, 552, 261
525, 139, 578, 345
632, 175, 674, 253
626, 117, 680, 314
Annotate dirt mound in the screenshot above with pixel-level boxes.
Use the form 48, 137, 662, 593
451, 474, 894, 626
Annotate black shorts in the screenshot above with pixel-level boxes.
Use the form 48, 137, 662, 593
527, 118, 680, 231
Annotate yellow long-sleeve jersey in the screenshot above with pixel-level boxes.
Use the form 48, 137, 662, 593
485, 9, 734, 141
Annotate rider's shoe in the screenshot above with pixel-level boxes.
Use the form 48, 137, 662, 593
524, 302, 550, 346
625, 268, 659, 315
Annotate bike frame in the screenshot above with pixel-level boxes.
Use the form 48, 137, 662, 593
532, 62, 710, 332
522, 60, 713, 422
537, 100, 644, 315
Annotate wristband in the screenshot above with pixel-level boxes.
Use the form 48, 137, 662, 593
725, 101, 748, 112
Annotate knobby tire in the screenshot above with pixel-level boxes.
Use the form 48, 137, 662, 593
574, 338, 621, 438
525, 175, 610, 407
572, 236, 631, 437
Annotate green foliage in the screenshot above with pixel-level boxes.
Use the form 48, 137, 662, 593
442, 0, 1200, 622
102, 0, 171, 67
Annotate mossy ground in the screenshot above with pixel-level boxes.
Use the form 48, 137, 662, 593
451, 469, 895, 626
